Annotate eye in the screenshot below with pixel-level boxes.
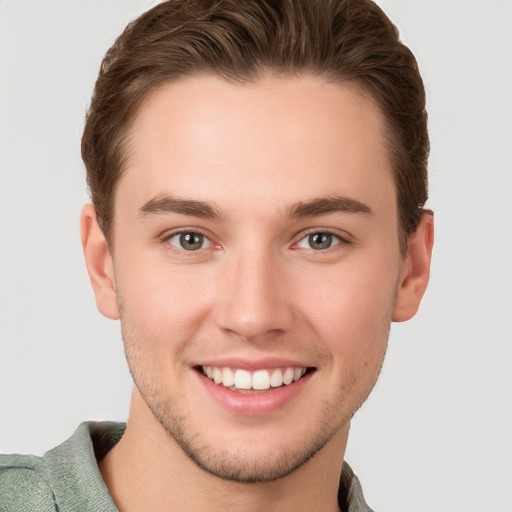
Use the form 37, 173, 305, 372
296, 232, 342, 250
167, 231, 212, 251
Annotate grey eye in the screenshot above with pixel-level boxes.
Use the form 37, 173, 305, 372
296, 232, 341, 250
168, 232, 208, 251
308, 233, 332, 250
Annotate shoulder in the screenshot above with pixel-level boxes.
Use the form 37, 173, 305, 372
339, 461, 376, 512
0, 453, 57, 511
1, 422, 124, 512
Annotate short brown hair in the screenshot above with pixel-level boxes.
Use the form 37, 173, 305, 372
82, 0, 428, 250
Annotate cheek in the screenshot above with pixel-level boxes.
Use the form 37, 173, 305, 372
115, 258, 213, 353
297, 258, 398, 359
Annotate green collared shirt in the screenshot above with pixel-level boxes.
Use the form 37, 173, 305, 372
0, 422, 374, 511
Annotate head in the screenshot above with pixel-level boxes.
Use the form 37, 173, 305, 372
82, 0, 428, 254
81, 0, 433, 485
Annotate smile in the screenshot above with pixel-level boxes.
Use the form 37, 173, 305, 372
201, 366, 309, 391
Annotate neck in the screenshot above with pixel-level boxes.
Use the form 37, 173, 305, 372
100, 390, 348, 512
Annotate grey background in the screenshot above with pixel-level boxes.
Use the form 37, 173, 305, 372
1, 1, 511, 510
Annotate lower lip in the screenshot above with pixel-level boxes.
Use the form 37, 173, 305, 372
195, 370, 313, 416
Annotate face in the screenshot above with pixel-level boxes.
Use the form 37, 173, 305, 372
107, 75, 406, 482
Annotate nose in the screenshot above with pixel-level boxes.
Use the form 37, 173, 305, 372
214, 247, 294, 342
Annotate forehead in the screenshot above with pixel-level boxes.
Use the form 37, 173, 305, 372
117, 74, 395, 218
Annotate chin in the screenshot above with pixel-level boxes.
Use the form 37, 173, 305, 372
138, 381, 351, 484
164, 422, 337, 484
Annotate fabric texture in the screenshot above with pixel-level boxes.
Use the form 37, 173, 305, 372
1, 422, 374, 511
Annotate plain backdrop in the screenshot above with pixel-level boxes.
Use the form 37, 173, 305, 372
1, 1, 511, 511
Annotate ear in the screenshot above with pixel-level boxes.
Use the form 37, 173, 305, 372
392, 211, 434, 322
80, 203, 120, 320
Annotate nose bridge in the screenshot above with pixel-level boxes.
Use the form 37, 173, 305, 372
215, 239, 292, 340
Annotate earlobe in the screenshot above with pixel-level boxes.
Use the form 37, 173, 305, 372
80, 203, 120, 320
392, 211, 434, 322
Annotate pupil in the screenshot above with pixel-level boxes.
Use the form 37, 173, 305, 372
310, 233, 331, 250
180, 233, 203, 250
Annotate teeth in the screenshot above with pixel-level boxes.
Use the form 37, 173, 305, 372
294, 367, 306, 382
222, 367, 235, 387
270, 369, 283, 387
282, 368, 294, 385
234, 369, 252, 389
201, 365, 309, 391
252, 369, 270, 390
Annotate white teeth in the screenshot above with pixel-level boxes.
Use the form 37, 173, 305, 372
270, 369, 283, 387
234, 369, 252, 389
201, 365, 308, 390
222, 367, 235, 387
213, 367, 222, 384
282, 368, 294, 385
294, 367, 306, 382
252, 369, 270, 390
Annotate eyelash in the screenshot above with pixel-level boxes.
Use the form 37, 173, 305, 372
164, 230, 216, 254
292, 229, 351, 252
162, 228, 351, 255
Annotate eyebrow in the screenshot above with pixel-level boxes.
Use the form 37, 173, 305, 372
287, 195, 372, 218
138, 193, 371, 220
139, 195, 221, 219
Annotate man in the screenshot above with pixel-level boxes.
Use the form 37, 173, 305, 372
0, 0, 433, 510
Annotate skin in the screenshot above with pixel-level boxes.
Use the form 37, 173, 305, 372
81, 75, 433, 512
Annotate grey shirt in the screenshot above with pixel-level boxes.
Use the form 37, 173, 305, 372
0, 422, 374, 511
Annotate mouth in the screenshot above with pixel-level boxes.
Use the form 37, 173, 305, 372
198, 365, 314, 392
